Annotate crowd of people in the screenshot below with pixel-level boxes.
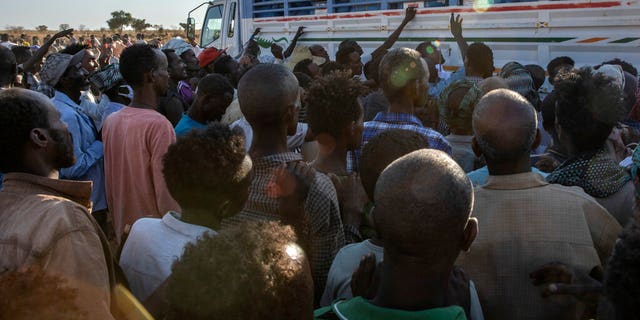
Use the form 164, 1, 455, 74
1, 7, 640, 320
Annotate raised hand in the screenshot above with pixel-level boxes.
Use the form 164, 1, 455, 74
271, 43, 284, 60
351, 253, 381, 299
450, 13, 463, 38
53, 28, 74, 40
404, 6, 417, 23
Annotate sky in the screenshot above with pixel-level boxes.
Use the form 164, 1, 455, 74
0, 0, 209, 31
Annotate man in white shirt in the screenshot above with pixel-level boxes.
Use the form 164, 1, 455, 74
119, 123, 253, 301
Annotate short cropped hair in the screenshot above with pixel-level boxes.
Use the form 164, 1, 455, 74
374, 149, 472, 256
0, 89, 50, 172
379, 47, 427, 98
161, 48, 178, 66
167, 221, 313, 320
466, 43, 494, 78
305, 71, 367, 139
11, 46, 32, 65
335, 46, 358, 67
554, 67, 626, 152
0, 46, 17, 86
293, 59, 314, 78
162, 123, 249, 211
196, 73, 234, 98
525, 64, 546, 91
360, 129, 429, 200
119, 44, 159, 87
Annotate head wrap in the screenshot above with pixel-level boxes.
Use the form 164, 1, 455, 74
198, 47, 227, 68
438, 79, 483, 131
499, 61, 540, 108
593, 64, 625, 90
162, 38, 193, 57
89, 63, 124, 92
284, 46, 325, 70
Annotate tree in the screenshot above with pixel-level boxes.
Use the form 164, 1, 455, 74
107, 10, 133, 33
59, 24, 70, 31
8, 26, 24, 32
78, 24, 86, 31
131, 18, 151, 32
36, 25, 48, 32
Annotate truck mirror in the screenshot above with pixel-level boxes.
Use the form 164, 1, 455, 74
187, 17, 196, 40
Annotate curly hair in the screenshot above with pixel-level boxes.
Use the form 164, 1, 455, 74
547, 56, 574, 84
554, 67, 626, 153
305, 71, 368, 139
605, 215, 640, 319
162, 122, 249, 212
321, 61, 344, 75
119, 44, 159, 87
360, 129, 429, 200
0, 89, 50, 172
166, 221, 313, 320
466, 43, 494, 78
0, 268, 87, 320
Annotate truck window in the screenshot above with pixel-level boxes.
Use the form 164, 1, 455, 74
228, 2, 237, 38
202, 4, 224, 47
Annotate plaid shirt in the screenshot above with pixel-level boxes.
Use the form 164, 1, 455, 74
348, 112, 452, 172
223, 152, 345, 300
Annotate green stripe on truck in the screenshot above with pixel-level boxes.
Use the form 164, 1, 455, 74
608, 38, 640, 43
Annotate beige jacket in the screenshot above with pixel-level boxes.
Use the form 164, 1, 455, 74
0, 173, 115, 319
458, 172, 622, 320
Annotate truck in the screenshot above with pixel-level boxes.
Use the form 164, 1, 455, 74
186, 0, 640, 73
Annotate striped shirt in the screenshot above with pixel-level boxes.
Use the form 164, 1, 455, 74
348, 112, 452, 172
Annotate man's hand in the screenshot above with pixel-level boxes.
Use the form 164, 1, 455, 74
328, 173, 368, 227
351, 253, 381, 299
294, 26, 306, 39
271, 43, 284, 60
530, 263, 602, 319
53, 29, 74, 41
404, 6, 417, 23
450, 13, 463, 38
445, 266, 471, 319
271, 161, 314, 203
252, 27, 262, 37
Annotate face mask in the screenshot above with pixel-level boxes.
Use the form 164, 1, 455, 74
117, 85, 134, 100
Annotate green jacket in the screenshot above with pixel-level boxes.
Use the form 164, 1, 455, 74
314, 297, 467, 320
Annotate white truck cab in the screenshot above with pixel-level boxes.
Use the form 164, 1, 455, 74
187, 0, 640, 72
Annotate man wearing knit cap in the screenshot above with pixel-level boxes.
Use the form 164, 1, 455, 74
41, 51, 108, 230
